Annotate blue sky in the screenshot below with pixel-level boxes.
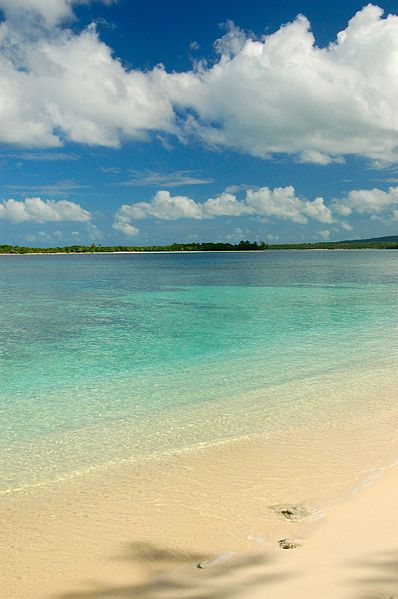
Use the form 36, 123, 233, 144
1, 0, 398, 246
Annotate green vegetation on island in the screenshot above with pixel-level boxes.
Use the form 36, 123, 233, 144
0, 236, 398, 254
1, 240, 267, 254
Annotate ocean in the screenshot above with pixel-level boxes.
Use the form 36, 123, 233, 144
2, 250, 398, 495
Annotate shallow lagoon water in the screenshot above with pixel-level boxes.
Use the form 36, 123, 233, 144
1, 250, 398, 493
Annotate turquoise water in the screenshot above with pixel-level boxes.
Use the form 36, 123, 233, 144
1, 251, 398, 493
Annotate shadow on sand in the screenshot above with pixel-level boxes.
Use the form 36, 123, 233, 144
55, 540, 290, 599
350, 549, 398, 599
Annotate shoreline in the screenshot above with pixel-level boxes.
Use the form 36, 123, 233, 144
0, 248, 393, 255
4, 362, 398, 498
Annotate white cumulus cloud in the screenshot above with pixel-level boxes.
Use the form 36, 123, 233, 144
333, 186, 398, 215
245, 187, 334, 224
203, 192, 252, 217
2, 4, 398, 164
0, 197, 91, 222
112, 221, 139, 237
0, 0, 112, 27
112, 186, 336, 236
116, 190, 204, 221
174, 5, 398, 163
0, 22, 177, 147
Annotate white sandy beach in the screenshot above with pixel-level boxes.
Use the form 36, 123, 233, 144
2, 420, 398, 599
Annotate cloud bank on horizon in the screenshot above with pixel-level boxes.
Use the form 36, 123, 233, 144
3, 184, 398, 237
1, 1, 398, 164
112, 187, 334, 235
112, 185, 398, 237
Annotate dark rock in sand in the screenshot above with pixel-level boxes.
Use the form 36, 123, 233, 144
270, 503, 321, 522
278, 538, 302, 549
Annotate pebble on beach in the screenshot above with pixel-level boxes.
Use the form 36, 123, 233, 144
278, 538, 302, 549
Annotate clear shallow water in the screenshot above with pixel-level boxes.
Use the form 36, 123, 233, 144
1, 250, 398, 493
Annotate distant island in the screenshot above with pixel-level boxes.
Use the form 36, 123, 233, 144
1, 235, 398, 254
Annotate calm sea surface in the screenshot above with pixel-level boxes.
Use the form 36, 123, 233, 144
1, 251, 398, 493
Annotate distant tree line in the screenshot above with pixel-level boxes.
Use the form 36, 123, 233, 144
0, 240, 268, 254
0, 238, 397, 254
270, 241, 398, 250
